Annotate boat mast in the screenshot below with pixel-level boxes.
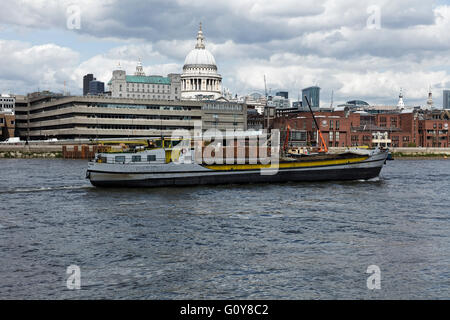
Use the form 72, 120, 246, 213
304, 95, 328, 153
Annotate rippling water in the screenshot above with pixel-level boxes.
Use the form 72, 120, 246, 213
0, 158, 449, 299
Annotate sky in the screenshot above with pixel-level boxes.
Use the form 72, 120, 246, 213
1, 0, 450, 107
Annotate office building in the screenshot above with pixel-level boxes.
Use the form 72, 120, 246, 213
275, 91, 289, 99
444, 90, 450, 109
302, 86, 320, 110
83, 74, 95, 96
0, 94, 15, 115
269, 95, 291, 109
0, 94, 16, 140
108, 62, 181, 101
14, 93, 246, 140
88, 80, 105, 96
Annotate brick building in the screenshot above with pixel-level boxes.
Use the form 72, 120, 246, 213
1, 94, 16, 141
0, 114, 15, 141
273, 110, 361, 148
418, 110, 450, 147
271, 109, 450, 148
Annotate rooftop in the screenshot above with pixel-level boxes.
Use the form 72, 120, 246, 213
125, 75, 171, 85
108, 75, 171, 86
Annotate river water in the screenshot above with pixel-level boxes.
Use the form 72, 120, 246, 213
0, 158, 449, 299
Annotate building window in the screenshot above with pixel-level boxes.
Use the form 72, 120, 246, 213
335, 131, 340, 141
391, 118, 398, 128
115, 156, 126, 163
329, 120, 333, 129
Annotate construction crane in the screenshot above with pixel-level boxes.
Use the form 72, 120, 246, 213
305, 95, 328, 153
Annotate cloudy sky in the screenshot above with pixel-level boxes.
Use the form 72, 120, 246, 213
1, 0, 450, 107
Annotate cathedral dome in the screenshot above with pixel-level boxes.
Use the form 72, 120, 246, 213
181, 23, 222, 100
183, 23, 217, 68
184, 48, 216, 67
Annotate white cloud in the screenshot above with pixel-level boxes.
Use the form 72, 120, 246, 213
0, 40, 79, 94
1, 1, 450, 106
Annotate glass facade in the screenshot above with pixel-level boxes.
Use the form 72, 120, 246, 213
83, 74, 95, 96
302, 86, 320, 110
88, 81, 105, 96
444, 90, 450, 109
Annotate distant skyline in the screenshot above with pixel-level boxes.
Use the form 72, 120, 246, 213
1, 0, 450, 107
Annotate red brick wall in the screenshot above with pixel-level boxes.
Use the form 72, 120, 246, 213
419, 119, 450, 147
272, 111, 449, 148
0, 114, 15, 140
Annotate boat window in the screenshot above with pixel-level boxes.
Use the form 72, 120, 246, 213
172, 140, 182, 147
132, 155, 141, 162
115, 156, 126, 163
147, 155, 156, 162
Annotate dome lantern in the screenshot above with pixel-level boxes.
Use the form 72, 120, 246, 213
195, 22, 205, 49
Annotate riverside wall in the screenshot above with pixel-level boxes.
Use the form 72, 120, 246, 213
328, 147, 450, 158
0, 143, 95, 159
2, 144, 450, 159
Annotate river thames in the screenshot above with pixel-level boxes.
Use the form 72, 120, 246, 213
0, 159, 449, 299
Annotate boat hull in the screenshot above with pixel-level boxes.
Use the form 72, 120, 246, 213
87, 152, 387, 188
89, 166, 383, 188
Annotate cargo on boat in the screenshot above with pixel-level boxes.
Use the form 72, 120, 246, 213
85, 96, 388, 188
85, 140, 388, 188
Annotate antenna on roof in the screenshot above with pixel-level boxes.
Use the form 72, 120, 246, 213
330, 90, 334, 108
264, 75, 268, 99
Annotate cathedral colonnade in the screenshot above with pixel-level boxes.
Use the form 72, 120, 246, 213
182, 78, 221, 92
